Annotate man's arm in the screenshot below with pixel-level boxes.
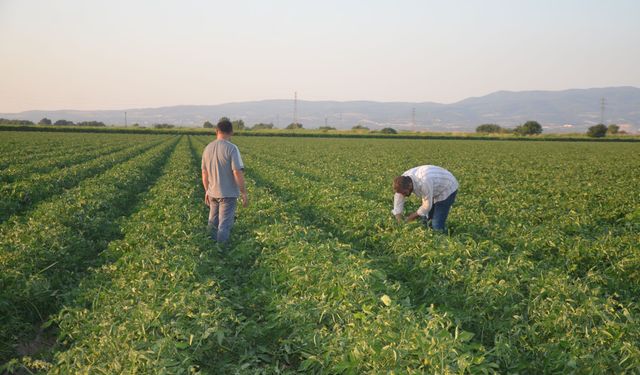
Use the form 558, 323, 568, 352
395, 211, 421, 223
392, 193, 405, 223
230, 147, 247, 207
413, 176, 433, 221
233, 169, 248, 207
405, 212, 421, 222
202, 170, 209, 205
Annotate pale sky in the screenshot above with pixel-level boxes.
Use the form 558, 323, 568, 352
1, 0, 639, 113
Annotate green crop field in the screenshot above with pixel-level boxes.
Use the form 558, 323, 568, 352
0, 130, 639, 374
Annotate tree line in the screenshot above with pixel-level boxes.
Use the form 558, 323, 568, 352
585, 124, 622, 137
0, 118, 106, 127
476, 121, 625, 137
0, 117, 628, 137
202, 117, 398, 133
476, 121, 543, 135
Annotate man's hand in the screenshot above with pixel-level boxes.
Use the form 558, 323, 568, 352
394, 214, 404, 224
240, 191, 248, 208
204, 193, 209, 206
233, 170, 247, 208
406, 212, 420, 223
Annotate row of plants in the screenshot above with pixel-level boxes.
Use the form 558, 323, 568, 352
0, 136, 179, 364
189, 137, 495, 373
0, 131, 115, 166
32, 137, 241, 373
0, 136, 170, 223
0, 133, 159, 184
228, 136, 640, 373
1, 139, 100, 172
0, 141, 129, 184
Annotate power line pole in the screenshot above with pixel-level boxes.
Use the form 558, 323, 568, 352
600, 97, 606, 125
124, 111, 127, 127
412, 107, 416, 129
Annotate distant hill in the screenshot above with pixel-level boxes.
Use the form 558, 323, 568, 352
2, 87, 639, 133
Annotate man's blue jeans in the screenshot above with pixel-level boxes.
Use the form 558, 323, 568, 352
207, 197, 237, 244
424, 190, 457, 232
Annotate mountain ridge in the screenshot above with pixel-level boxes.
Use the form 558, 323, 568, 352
2, 87, 639, 133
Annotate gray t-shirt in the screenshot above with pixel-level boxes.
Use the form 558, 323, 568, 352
201, 139, 244, 198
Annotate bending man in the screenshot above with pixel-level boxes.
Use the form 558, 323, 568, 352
392, 165, 458, 232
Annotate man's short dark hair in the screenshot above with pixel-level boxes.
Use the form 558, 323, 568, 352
393, 175, 412, 192
217, 119, 233, 134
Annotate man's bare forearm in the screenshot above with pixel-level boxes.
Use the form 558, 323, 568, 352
234, 170, 248, 207
201, 170, 208, 191
406, 212, 420, 222
233, 170, 246, 193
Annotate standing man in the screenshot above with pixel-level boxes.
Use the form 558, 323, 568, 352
392, 165, 458, 232
202, 118, 248, 244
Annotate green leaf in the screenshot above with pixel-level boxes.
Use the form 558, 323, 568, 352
175, 342, 189, 350
215, 330, 225, 346
457, 331, 474, 342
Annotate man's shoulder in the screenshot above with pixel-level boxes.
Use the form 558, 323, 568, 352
204, 139, 234, 148
403, 165, 428, 176
209, 140, 241, 157
419, 165, 450, 174
203, 139, 240, 153
407, 165, 446, 180
204, 140, 220, 148
224, 140, 241, 153
214, 139, 237, 148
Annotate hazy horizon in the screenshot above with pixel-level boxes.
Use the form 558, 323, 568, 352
1, 0, 639, 113
2, 86, 640, 115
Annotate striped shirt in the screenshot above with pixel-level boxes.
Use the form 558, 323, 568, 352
392, 165, 459, 217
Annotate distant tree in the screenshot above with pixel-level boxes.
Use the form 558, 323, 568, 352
319, 126, 336, 131
352, 124, 369, 131
77, 121, 106, 127
587, 124, 607, 137
131, 123, 140, 127
286, 122, 303, 130
232, 119, 245, 130
152, 123, 175, 129
514, 120, 542, 135
380, 127, 397, 134
607, 124, 619, 134
251, 123, 274, 130
38, 118, 52, 125
0, 118, 35, 125
53, 119, 75, 126
203, 121, 214, 128
476, 124, 503, 133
